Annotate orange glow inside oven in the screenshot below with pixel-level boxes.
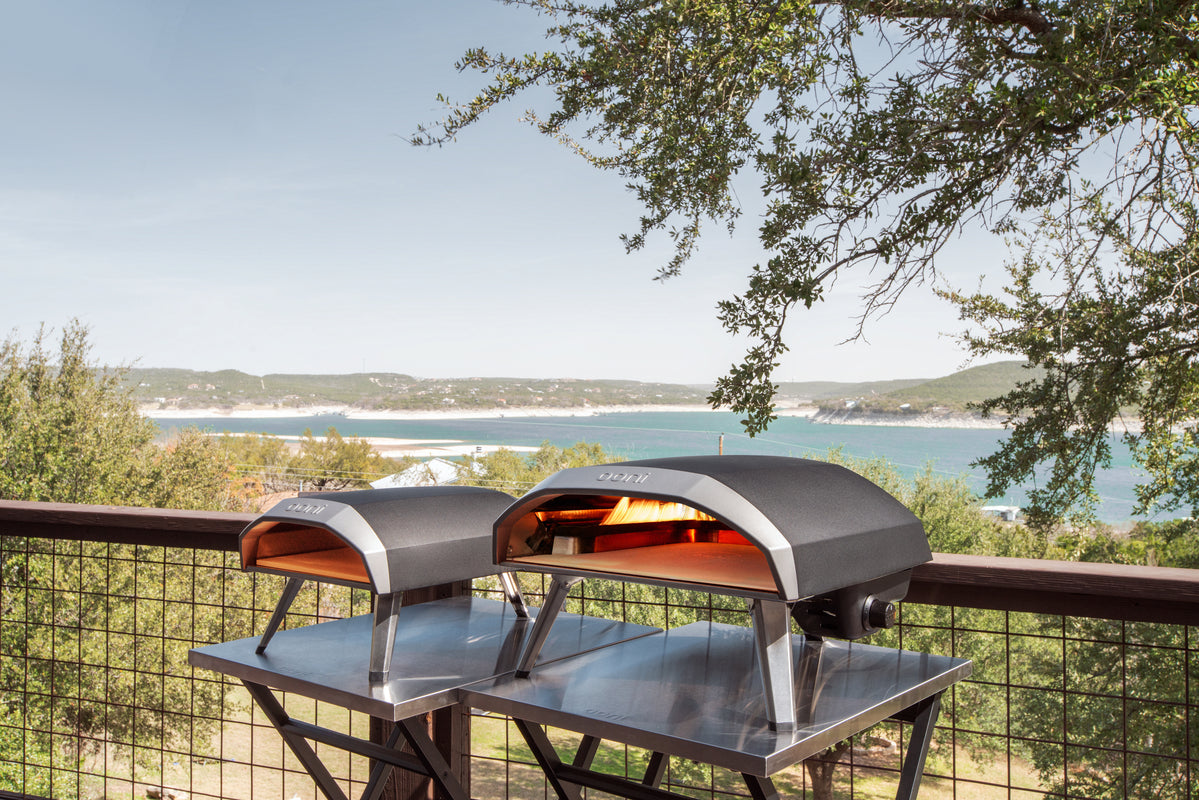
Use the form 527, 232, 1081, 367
510, 496, 774, 594
241, 521, 370, 585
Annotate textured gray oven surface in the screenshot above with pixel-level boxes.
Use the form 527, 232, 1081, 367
465, 621, 972, 776
188, 595, 660, 720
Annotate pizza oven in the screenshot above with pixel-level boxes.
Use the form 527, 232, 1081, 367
240, 485, 527, 682
492, 455, 931, 729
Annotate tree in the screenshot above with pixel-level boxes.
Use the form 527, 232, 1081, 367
455, 440, 612, 495
0, 321, 238, 511
0, 322, 243, 796
414, 0, 1199, 524
217, 427, 415, 492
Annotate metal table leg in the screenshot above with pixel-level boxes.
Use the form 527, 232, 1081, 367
241, 679, 469, 800
511, 690, 947, 800
892, 692, 943, 800
513, 719, 781, 800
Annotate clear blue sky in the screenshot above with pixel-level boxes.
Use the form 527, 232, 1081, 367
1, 1, 999, 384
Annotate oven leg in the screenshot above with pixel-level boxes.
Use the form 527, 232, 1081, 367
370, 591, 402, 682
516, 575, 581, 677
499, 570, 530, 618
256, 576, 305, 655
891, 692, 942, 800
748, 598, 796, 731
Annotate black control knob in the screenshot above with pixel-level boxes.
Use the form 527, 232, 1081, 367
863, 597, 897, 630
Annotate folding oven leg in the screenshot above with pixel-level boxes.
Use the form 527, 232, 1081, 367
370, 591, 402, 682
516, 575, 581, 677
499, 570, 530, 618
642, 751, 667, 788
748, 598, 796, 731
892, 692, 943, 800
256, 576, 305, 655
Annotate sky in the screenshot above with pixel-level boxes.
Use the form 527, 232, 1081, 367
0, 1, 1005, 385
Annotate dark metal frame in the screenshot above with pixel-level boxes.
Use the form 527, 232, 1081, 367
242, 680, 468, 800
509, 692, 943, 800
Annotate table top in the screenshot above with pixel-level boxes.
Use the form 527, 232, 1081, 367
190, 597, 971, 776
188, 595, 660, 720
466, 621, 972, 775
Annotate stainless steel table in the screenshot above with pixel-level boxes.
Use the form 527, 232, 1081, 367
190, 599, 971, 800
465, 621, 971, 800
188, 596, 660, 800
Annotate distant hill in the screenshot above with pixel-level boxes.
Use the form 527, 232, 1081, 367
126, 369, 707, 412
806, 361, 1038, 419
883, 361, 1041, 409
775, 377, 931, 402
127, 361, 1034, 415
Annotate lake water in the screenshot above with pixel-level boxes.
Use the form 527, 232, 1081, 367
152, 410, 1154, 523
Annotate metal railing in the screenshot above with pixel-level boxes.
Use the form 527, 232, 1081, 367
1, 500, 1196, 800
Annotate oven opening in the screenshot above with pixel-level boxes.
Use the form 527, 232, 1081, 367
504, 495, 776, 594
242, 521, 370, 586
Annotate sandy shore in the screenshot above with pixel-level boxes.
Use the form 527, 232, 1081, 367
211, 430, 539, 458
141, 403, 716, 421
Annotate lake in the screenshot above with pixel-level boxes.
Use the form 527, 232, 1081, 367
152, 410, 1154, 523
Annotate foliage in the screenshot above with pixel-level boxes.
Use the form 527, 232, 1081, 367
952, 205, 1199, 524
0, 323, 244, 796
216, 427, 416, 492
821, 449, 1047, 557
417, 0, 1199, 526
0, 322, 239, 511
293, 427, 407, 491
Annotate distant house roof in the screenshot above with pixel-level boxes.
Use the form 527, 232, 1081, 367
371, 458, 462, 488
980, 505, 1022, 522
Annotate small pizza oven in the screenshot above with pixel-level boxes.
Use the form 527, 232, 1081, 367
492, 455, 931, 729
241, 485, 527, 682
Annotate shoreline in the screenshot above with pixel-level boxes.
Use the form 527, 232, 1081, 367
141, 403, 722, 421
148, 402, 1152, 438
141, 402, 1010, 430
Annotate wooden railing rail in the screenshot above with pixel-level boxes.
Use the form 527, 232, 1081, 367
2, 499, 1198, 625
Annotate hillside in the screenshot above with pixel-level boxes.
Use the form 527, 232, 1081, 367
126, 369, 707, 412
884, 361, 1043, 408
127, 362, 1034, 416
809, 361, 1037, 423
775, 377, 931, 402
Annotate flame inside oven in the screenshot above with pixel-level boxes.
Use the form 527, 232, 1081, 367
510, 496, 775, 594
599, 497, 716, 526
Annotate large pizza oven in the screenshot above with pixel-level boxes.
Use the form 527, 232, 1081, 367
492, 455, 932, 729
240, 485, 527, 682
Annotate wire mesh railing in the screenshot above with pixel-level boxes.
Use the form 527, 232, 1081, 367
2, 501, 1197, 800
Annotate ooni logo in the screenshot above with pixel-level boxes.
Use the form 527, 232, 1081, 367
595, 471, 650, 484
285, 502, 328, 515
